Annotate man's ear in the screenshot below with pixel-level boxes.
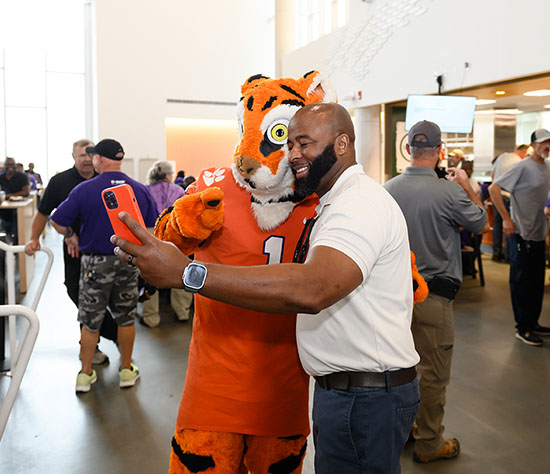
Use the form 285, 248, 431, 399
335, 134, 349, 155
406, 143, 411, 155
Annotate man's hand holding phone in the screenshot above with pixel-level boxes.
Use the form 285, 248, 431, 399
102, 184, 146, 246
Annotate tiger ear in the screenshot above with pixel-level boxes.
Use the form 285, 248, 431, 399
300, 70, 338, 103
241, 74, 271, 95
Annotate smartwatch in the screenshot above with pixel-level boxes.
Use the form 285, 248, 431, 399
182, 261, 208, 293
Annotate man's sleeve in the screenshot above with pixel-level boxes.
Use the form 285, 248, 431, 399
37, 177, 61, 215
449, 185, 487, 233
50, 188, 80, 227
311, 194, 387, 280
494, 162, 521, 193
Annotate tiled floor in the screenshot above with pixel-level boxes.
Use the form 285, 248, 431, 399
1, 227, 550, 473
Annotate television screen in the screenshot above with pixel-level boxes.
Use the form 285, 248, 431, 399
405, 95, 477, 134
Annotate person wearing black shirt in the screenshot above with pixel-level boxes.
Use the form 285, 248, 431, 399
24, 139, 117, 364
0, 157, 30, 197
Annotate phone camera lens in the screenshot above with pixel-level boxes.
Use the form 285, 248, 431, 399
103, 191, 118, 210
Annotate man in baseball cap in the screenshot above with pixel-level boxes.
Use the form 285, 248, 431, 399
530, 128, 550, 144
86, 139, 125, 161
489, 128, 550, 346
407, 120, 442, 148
51, 137, 157, 393
385, 119, 488, 463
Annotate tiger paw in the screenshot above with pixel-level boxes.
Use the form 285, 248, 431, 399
154, 188, 224, 255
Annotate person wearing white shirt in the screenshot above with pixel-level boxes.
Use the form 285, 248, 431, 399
111, 103, 420, 474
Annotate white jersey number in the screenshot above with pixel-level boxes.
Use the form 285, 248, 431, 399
263, 235, 285, 264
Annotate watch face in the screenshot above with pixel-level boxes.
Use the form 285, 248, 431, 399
185, 263, 207, 290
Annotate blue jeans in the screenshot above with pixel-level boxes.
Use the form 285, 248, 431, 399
492, 196, 511, 258
312, 377, 420, 474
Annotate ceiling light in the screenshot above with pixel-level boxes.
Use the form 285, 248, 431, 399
544, 105, 550, 109
476, 99, 496, 105
495, 90, 506, 95
523, 90, 550, 97
474, 109, 522, 115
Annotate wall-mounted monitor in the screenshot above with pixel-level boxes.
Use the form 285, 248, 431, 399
405, 94, 477, 134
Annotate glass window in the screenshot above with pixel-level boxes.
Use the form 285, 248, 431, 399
46, 0, 85, 73
0, 72, 5, 158
5, 107, 47, 174
47, 72, 86, 176
4, 49, 46, 108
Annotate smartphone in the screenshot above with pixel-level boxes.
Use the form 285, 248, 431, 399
102, 184, 145, 246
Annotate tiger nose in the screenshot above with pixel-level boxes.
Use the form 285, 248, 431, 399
235, 156, 260, 179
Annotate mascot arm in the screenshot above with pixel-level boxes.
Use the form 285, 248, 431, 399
411, 251, 429, 304
154, 187, 225, 256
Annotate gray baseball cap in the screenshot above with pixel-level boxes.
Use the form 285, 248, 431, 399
530, 129, 550, 143
408, 120, 442, 147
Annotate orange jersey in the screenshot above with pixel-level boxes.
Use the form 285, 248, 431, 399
176, 167, 318, 437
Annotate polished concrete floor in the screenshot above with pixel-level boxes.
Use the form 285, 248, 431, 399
1, 228, 550, 473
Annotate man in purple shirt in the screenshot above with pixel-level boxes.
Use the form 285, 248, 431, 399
51, 139, 157, 393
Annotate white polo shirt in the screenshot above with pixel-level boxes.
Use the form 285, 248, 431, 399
296, 164, 420, 376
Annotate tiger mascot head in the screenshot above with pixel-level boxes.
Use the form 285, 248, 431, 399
233, 71, 337, 230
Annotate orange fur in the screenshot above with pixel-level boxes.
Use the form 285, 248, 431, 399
154, 187, 224, 256
169, 429, 306, 474
411, 251, 429, 304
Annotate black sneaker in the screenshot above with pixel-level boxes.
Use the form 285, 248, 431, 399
533, 324, 550, 336
515, 331, 543, 346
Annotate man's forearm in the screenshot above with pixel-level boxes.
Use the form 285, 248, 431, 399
50, 219, 69, 236
29, 212, 49, 242
200, 261, 327, 314
461, 182, 484, 208
489, 184, 510, 221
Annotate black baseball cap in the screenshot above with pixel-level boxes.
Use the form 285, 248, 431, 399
408, 120, 442, 147
530, 129, 550, 144
85, 139, 125, 161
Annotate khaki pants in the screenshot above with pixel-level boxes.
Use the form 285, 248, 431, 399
412, 293, 454, 454
142, 289, 193, 327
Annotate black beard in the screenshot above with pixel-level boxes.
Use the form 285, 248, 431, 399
293, 145, 338, 201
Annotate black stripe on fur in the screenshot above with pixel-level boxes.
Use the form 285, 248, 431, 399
268, 439, 307, 474
280, 84, 305, 101
171, 436, 215, 473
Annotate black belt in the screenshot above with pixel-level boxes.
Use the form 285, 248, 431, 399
81, 251, 112, 256
314, 367, 416, 390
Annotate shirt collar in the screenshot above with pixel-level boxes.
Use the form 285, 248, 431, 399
402, 166, 439, 178
317, 163, 363, 214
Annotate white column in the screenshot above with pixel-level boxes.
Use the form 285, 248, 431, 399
275, 0, 296, 77
355, 105, 383, 183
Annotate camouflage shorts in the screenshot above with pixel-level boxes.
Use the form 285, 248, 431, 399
78, 254, 139, 331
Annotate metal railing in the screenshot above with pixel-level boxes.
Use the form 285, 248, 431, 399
0, 242, 54, 440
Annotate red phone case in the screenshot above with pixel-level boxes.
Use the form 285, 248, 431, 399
102, 184, 145, 246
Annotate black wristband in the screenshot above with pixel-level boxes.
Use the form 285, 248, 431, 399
64, 228, 74, 239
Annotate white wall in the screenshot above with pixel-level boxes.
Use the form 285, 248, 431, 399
283, 0, 550, 108
94, 0, 275, 161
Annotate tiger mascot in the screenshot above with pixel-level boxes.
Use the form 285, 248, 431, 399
155, 71, 428, 473
156, 71, 335, 474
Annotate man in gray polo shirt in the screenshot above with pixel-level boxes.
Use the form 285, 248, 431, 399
489, 129, 550, 346
385, 120, 488, 463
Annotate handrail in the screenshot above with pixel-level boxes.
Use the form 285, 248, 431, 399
0, 242, 53, 367
0, 242, 53, 440
0, 305, 40, 440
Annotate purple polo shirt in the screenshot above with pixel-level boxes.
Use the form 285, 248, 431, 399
52, 171, 157, 254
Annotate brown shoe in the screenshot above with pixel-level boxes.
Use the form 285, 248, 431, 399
413, 438, 460, 463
